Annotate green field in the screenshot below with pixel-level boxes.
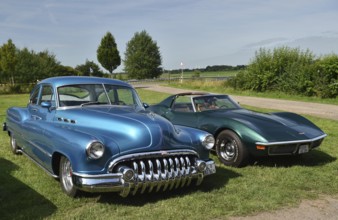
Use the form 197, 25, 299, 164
0, 91, 337, 220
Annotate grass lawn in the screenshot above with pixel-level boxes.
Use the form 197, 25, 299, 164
0, 91, 337, 220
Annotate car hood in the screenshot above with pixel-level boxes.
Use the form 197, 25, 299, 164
209, 109, 325, 142
55, 106, 194, 154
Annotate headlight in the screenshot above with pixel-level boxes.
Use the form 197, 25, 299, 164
86, 141, 105, 159
202, 134, 215, 150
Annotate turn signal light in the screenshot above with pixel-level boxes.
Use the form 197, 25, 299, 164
256, 145, 266, 150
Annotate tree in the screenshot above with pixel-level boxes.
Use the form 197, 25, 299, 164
124, 30, 162, 79
0, 39, 17, 84
97, 32, 121, 77
75, 60, 103, 77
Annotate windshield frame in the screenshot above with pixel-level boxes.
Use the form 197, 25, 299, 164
56, 83, 144, 110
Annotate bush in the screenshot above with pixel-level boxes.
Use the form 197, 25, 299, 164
0, 83, 34, 94
228, 46, 338, 98
312, 54, 338, 98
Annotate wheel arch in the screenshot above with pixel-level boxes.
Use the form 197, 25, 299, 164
51, 152, 63, 178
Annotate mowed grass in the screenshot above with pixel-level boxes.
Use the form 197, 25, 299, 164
0, 91, 337, 220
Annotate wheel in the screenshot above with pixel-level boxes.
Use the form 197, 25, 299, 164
59, 156, 79, 197
10, 134, 20, 154
215, 130, 249, 167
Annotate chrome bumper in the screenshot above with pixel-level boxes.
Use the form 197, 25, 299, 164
72, 160, 215, 197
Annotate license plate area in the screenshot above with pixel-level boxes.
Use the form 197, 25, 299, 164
298, 144, 309, 154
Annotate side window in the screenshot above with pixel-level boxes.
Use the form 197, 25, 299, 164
30, 86, 40, 105
116, 88, 134, 105
39, 86, 54, 105
172, 96, 193, 112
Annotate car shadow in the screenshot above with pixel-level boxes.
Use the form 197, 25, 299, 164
0, 157, 57, 219
250, 150, 336, 167
97, 166, 239, 205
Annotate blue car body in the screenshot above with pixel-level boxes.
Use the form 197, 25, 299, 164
3, 76, 215, 197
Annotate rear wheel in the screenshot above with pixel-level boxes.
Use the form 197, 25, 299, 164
216, 130, 249, 167
59, 156, 79, 197
10, 134, 20, 154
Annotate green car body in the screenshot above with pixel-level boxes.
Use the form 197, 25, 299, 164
149, 92, 327, 167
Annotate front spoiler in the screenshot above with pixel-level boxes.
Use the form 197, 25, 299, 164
72, 160, 216, 197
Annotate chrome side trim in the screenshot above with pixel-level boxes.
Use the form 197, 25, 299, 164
28, 140, 53, 158
255, 134, 327, 146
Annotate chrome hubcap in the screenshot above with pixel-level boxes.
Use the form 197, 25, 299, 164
11, 136, 17, 151
61, 159, 73, 192
220, 140, 236, 161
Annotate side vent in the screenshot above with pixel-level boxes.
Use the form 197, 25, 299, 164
57, 117, 76, 124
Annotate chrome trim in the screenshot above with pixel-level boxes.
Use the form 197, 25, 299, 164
85, 140, 105, 160
255, 134, 327, 146
28, 140, 52, 158
71, 151, 216, 197
108, 149, 199, 171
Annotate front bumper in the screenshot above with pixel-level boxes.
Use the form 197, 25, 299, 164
72, 160, 215, 197
255, 134, 327, 156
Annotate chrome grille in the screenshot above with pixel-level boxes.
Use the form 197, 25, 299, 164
112, 154, 203, 197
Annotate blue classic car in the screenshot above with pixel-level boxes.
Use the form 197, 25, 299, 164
3, 76, 216, 197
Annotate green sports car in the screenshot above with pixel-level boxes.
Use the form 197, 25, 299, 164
148, 92, 327, 167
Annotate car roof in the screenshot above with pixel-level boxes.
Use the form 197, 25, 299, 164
38, 76, 132, 88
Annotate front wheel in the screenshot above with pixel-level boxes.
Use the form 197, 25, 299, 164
10, 134, 20, 154
59, 156, 79, 197
215, 130, 249, 167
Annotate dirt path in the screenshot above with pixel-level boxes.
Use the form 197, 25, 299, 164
136, 84, 338, 121
134, 83, 338, 219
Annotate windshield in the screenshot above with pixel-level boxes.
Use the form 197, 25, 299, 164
193, 95, 240, 112
57, 84, 143, 109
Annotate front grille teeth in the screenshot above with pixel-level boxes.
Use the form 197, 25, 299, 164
117, 155, 200, 196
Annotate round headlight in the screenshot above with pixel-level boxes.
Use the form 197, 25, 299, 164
86, 141, 105, 159
202, 134, 215, 150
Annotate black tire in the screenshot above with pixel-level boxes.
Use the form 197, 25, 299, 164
215, 130, 249, 167
10, 134, 20, 154
59, 156, 79, 197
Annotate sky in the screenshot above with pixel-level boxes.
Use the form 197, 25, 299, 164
1, 0, 338, 72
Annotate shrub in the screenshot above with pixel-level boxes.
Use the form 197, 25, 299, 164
228, 46, 338, 98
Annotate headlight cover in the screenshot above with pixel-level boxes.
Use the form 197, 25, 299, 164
202, 134, 215, 150
86, 141, 105, 159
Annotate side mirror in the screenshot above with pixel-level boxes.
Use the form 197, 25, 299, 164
41, 101, 56, 111
41, 101, 52, 108
143, 103, 149, 108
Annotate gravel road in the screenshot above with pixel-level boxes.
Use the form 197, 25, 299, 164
134, 83, 338, 220
136, 84, 338, 121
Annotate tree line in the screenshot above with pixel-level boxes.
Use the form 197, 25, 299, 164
1, 32, 337, 98
0, 30, 162, 86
